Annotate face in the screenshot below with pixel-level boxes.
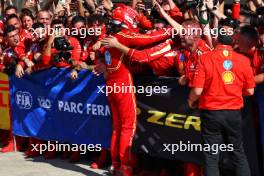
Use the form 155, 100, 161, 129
237, 34, 257, 54
7, 18, 21, 30
180, 24, 200, 49
5, 9, 17, 17
22, 16, 33, 30
238, 15, 250, 27
67, 16, 73, 28
38, 12, 51, 28
6, 29, 20, 47
154, 22, 165, 30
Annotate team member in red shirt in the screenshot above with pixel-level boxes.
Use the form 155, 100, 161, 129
0, 25, 29, 153
34, 19, 82, 80
189, 25, 255, 176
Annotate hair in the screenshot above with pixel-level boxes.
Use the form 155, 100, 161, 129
32, 22, 45, 30
71, 15, 86, 27
4, 25, 17, 37
152, 19, 168, 26
20, 11, 34, 22
182, 19, 200, 28
4, 5, 18, 14
239, 25, 259, 44
6, 14, 20, 23
218, 26, 234, 45
37, 10, 52, 19
51, 19, 65, 27
86, 14, 107, 26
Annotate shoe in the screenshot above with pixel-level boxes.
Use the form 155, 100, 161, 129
25, 138, 43, 157
69, 151, 80, 162
91, 149, 110, 169
61, 151, 71, 160
1, 138, 14, 153
44, 150, 57, 159
184, 163, 202, 176
119, 165, 133, 176
159, 169, 171, 176
25, 148, 41, 157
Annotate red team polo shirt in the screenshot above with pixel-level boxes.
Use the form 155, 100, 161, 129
192, 45, 255, 110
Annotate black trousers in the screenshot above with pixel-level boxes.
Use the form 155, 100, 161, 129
201, 110, 251, 176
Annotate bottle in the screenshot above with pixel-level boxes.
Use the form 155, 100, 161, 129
104, 50, 112, 65
232, 0, 240, 20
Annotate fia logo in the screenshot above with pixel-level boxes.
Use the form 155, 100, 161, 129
37, 97, 52, 110
15, 91, 33, 109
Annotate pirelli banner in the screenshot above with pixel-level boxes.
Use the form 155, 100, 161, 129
0, 72, 10, 130
132, 76, 261, 176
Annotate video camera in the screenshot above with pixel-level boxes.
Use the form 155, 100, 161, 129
53, 36, 74, 64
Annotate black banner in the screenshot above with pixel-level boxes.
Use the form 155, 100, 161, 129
132, 76, 261, 176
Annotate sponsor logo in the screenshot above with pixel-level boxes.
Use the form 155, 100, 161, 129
15, 91, 33, 109
223, 60, 233, 70
37, 97, 52, 110
222, 71, 235, 84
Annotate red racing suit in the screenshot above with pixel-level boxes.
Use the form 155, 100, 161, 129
101, 28, 171, 169
126, 39, 184, 76
184, 39, 212, 87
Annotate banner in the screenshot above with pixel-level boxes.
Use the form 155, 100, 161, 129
9, 68, 112, 148
133, 76, 261, 176
256, 84, 264, 173
0, 72, 10, 130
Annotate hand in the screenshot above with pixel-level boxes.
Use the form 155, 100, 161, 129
70, 69, 78, 80
101, 36, 120, 48
153, 0, 166, 17
178, 75, 188, 86
25, 67, 33, 75
93, 41, 102, 51
90, 51, 95, 61
15, 64, 24, 78
204, 0, 214, 10
24, 58, 35, 67
92, 62, 106, 76
187, 98, 198, 109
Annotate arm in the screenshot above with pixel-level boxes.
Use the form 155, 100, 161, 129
188, 55, 206, 107
102, 36, 174, 63
254, 73, 264, 84
188, 88, 203, 109
155, 1, 184, 31
77, 0, 85, 17
118, 28, 172, 47
243, 58, 256, 95
42, 34, 55, 66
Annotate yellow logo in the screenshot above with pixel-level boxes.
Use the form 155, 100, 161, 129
223, 50, 229, 57
222, 71, 235, 84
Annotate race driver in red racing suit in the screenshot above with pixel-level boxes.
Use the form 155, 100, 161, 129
95, 5, 172, 176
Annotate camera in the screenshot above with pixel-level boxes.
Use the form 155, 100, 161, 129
53, 37, 74, 63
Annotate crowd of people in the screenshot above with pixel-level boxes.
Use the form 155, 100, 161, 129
0, 0, 263, 176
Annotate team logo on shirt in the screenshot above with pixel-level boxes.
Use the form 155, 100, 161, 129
223, 50, 229, 57
223, 60, 233, 70
222, 71, 235, 84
